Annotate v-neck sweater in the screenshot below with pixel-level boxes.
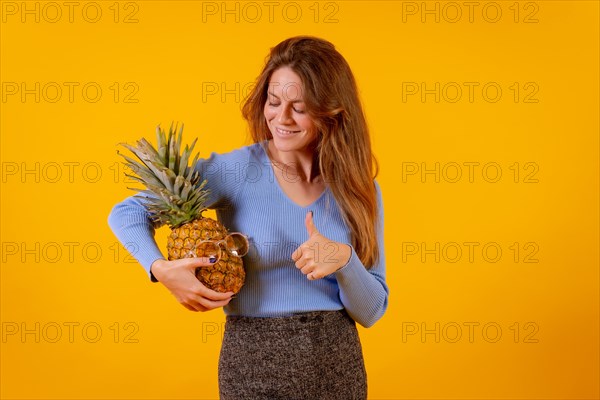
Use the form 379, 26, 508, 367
108, 141, 388, 327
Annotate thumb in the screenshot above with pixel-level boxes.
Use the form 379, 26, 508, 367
305, 210, 318, 237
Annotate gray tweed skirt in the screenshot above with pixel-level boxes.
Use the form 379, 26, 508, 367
218, 309, 367, 400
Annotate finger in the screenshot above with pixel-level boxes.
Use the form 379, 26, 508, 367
300, 263, 315, 275
295, 257, 308, 269
291, 246, 303, 262
181, 299, 207, 312
196, 285, 235, 301
181, 257, 216, 269
305, 210, 318, 237
307, 269, 324, 280
180, 289, 217, 311
193, 257, 217, 268
181, 303, 199, 312
198, 296, 232, 310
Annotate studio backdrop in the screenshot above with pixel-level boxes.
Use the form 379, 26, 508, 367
1, 1, 599, 399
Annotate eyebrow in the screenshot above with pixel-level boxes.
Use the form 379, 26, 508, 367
267, 91, 305, 103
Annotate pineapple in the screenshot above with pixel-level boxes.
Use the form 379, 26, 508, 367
118, 123, 246, 293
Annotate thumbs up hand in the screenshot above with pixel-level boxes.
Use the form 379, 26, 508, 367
291, 211, 352, 280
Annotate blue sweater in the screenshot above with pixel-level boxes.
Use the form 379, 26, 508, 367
108, 141, 388, 327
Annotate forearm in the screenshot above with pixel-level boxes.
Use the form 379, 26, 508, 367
107, 195, 165, 281
335, 247, 389, 328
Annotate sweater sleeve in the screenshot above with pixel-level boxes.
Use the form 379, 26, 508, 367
334, 180, 389, 328
107, 193, 165, 282
107, 146, 250, 281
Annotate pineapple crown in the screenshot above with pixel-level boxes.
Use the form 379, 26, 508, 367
118, 123, 209, 228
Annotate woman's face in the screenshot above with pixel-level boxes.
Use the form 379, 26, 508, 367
264, 66, 318, 154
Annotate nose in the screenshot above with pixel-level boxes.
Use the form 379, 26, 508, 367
277, 105, 294, 125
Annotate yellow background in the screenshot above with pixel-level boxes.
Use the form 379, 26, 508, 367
1, 1, 598, 399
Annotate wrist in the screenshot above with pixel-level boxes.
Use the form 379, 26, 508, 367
336, 244, 352, 271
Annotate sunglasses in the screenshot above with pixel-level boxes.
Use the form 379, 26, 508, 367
186, 232, 249, 263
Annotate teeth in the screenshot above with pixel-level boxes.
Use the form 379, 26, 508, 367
277, 128, 299, 134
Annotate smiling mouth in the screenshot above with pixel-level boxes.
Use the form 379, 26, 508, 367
276, 127, 301, 135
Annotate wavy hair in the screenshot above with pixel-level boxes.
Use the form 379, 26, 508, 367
242, 36, 380, 268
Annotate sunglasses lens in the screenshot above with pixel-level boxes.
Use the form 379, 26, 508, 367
226, 233, 249, 257
197, 241, 220, 263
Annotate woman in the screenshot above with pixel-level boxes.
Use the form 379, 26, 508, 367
108, 36, 388, 399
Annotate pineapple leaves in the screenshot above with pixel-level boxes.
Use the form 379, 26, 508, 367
187, 152, 200, 182
173, 175, 185, 197
180, 180, 193, 200
179, 137, 198, 179
168, 123, 178, 171
176, 123, 184, 170
117, 122, 211, 227
156, 125, 168, 165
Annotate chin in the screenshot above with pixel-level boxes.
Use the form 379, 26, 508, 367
270, 139, 294, 154
273, 138, 314, 154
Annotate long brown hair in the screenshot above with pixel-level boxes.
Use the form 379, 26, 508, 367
242, 36, 380, 268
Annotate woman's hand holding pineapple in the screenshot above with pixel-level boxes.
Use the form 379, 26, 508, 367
151, 257, 235, 312
292, 211, 352, 280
